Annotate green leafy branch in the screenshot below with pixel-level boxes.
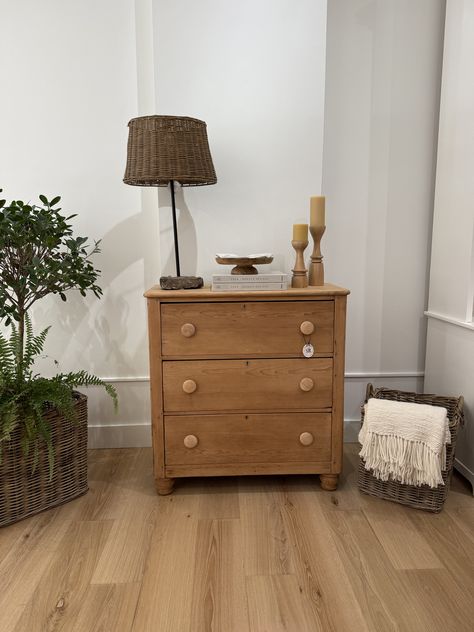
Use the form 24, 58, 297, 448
0, 191, 117, 476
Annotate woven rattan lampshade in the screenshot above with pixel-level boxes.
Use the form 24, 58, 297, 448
123, 115, 217, 187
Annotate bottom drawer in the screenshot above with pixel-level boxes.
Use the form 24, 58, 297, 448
164, 413, 331, 466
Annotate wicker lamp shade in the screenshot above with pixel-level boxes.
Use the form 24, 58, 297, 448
123, 115, 217, 187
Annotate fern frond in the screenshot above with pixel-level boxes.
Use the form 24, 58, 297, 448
23, 316, 50, 371
0, 318, 117, 476
8, 321, 20, 366
34, 404, 54, 478
0, 329, 15, 380
31, 442, 39, 475
25, 314, 33, 346
0, 404, 19, 443
20, 413, 39, 472
55, 371, 118, 410
27, 377, 76, 422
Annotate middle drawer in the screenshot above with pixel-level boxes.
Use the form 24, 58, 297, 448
162, 358, 333, 412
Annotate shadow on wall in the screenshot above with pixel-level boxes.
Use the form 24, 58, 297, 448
34, 185, 199, 379
29, 194, 161, 426
33, 199, 153, 376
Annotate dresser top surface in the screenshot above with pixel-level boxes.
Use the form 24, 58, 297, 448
145, 283, 350, 300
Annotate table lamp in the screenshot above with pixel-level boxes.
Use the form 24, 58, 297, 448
123, 115, 217, 289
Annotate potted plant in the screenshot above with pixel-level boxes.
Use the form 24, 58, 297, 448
0, 191, 117, 527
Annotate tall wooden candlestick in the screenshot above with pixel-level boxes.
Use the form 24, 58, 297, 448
291, 239, 309, 288
308, 224, 325, 286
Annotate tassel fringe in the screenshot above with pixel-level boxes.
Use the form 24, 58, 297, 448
359, 432, 447, 488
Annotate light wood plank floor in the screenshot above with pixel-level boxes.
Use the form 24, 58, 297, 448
0, 445, 473, 632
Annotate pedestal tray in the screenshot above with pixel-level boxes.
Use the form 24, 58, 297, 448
215, 253, 273, 275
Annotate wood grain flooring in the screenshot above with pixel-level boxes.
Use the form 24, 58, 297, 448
0, 445, 472, 632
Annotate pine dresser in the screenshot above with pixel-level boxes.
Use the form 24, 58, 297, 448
144, 284, 350, 495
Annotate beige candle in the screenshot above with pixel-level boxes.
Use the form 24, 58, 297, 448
310, 196, 325, 227
293, 223, 308, 241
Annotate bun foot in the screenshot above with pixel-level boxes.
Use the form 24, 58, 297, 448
320, 474, 338, 491
156, 477, 175, 495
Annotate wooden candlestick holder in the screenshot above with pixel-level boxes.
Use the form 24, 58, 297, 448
291, 239, 309, 288
309, 225, 326, 286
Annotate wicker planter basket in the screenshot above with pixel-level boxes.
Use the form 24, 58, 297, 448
0, 392, 88, 527
358, 384, 464, 513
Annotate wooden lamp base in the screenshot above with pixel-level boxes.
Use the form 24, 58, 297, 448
160, 276, 204, 290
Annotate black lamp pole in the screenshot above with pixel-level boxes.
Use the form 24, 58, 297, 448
169, 179, 180, 277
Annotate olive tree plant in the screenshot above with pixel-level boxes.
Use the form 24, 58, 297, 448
0, 190, 117, 473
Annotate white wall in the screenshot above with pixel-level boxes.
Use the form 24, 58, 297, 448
0, 0, 328, 447
153, 0, 328, 280
425, 319, 474, 488
1, 0, 451, 447
0, 0, 156, 446
424, 0, 474, 491
323, 0, 446, 435
426, 0, 474, 324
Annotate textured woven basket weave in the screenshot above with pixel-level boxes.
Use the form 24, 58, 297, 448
123, 115, 217, 187
0, 392, 88, 527
358, 384, 464, 513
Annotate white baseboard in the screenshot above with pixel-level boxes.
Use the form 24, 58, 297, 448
87, 419, 362, 449
88, 423, 152, 449
86, 372, 423, 449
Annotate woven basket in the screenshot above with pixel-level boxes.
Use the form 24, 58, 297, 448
358, 384, 464, 513
0, 392, 88, 527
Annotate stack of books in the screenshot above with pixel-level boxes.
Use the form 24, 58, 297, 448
212, 272, 288, 291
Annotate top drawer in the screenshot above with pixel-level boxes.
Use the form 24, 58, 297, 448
161, 300, 334, 358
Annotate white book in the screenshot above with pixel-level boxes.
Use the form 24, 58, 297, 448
212, 281, 288, 291
212, 272, 287, 284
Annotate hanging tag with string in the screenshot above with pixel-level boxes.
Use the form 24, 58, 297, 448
302, 334, 314, 358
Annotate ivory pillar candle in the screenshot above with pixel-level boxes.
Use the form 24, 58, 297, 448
293, 223, 308, 241
310, 196, 325, 227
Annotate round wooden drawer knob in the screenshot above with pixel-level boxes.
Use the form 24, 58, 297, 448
299, 432, 314, 446
182, 379, 197, 394
181, 323, 196, 338
299, 377, 314, 392
184, 434, 198, 449
300, 321, 315, 335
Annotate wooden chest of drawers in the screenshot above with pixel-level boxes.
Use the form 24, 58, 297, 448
145, 284, 349, 494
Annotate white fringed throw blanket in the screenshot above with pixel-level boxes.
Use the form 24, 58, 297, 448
359, 398, 451, 488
